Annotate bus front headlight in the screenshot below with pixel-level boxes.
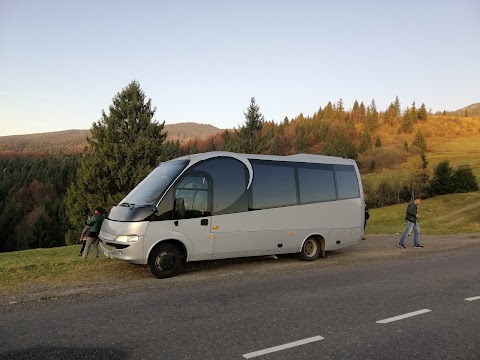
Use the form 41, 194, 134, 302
115, 235, 140, 243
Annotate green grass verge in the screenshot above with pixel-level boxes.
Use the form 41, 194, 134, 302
367, 191, 480, 235
2, 191, 479, 294
0, 245, 147, 294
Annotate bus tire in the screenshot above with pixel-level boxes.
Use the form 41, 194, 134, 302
298, 237, 320, 261
319, 238, 326, 258
148, 243, 183, 279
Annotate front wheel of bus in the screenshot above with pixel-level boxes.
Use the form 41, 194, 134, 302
148, 244, 183, 279
298, 238, 320, 261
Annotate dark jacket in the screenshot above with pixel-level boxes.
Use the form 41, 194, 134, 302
86, 213, 105, 233
405, 202, 417, 223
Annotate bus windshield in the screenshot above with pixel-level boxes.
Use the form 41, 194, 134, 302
119, 160, 189, 206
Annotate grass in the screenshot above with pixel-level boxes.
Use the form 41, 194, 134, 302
1, 191, 480, 295
362, 134, 480, 192
366, 191, 480, 235
0, 245, 148, 295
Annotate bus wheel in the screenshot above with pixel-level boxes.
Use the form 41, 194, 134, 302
298, 238, 320, 261
319, 238, 326, 258
148, 244, 183, 279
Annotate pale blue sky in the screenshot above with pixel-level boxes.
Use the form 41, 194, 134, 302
1, 0, 479, 136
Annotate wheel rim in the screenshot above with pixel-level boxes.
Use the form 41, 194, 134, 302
304, 239, 318, 257
155, 251, 175, 271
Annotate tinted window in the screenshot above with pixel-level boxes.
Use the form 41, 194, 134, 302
191, 157, 248, 215
175, 174, 210, 218
298, 164, 336, 203
335, 164, 360, 199
251, 161, 297, 209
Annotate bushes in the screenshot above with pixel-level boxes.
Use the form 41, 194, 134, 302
363, 160, 479, 208
363, 174, 411, 208
427, 161, 478, 196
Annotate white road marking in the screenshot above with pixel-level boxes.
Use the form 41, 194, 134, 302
242, 335, 324, 359
376, 309, 432, 324
465, 296, 480, 301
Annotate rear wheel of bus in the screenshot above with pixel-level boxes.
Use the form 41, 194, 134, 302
298, 237, 323, 261
148, 243, 183, 279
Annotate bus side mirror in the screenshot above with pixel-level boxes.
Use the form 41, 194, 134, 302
174, 198, 186, 220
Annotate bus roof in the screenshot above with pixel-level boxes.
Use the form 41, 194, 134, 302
173, 151, 356, 166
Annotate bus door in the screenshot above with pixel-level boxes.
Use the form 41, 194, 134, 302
173, 173, 213, 259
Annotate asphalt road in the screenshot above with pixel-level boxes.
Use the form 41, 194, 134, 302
1, 245, 479, 359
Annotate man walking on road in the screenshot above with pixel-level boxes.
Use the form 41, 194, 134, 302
398, 197, 423, 249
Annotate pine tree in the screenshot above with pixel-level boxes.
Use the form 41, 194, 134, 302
418, 103, 428, 121
359, 131, 371, 152
451, 165, 479, 193
323, 127, 357, 159
411, 152, 429, 197
295, 126, 308, 153
413, 130, 427, 153
366, 99, 379, 131
351, 100, 360, 123
237, 97, 267, 154
428, 160, 454, 196
221, 130, 241, 152
401, 107, 414, 133
65, 80, 167, 235
410, 101, 418, 121
394, 96, 401, 117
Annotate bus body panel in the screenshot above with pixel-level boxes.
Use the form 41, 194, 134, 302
99, 151, 365, 271
99, 221, 149, 263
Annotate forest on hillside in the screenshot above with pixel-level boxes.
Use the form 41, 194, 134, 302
0, 123, 221, 155
0, 155, 80, 252
1, 80, 478, 253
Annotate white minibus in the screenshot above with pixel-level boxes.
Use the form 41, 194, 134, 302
99, 151, 364, 278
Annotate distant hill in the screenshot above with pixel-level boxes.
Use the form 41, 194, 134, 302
437, 102, 480, 116
0, 123, 222, 155
455, 102, 480, 116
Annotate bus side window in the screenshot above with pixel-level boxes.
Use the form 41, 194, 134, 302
175, 174, 210, 218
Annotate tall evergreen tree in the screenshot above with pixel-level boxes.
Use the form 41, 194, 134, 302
413, 130, 427, 153
237, 97, 267, 154
401, 107, 415, 133
393, 96, 401, 117
351, 100, 360, 123
359, 131, 372, 152
366, 99, 379, 131
221, 130, 241, 152
411, 152, 429, 198
65, 80, 167, 237
451, 165, 479, 193
295, 126, 308, 153
323, 127, 357, 159
427, 160, 454, 196
418, 103, 428, 121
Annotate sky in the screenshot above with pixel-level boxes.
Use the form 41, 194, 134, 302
1, 0, 479, 136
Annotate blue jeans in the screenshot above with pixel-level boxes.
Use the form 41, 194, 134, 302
399, 221, 420, 246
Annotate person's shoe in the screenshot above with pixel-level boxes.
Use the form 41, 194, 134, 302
414, 245, 424, 248
398, 243, 406, 249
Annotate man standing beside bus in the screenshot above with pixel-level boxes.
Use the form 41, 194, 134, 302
82, 207, 105, 259
398, 197, 422, 249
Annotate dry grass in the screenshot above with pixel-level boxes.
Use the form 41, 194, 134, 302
366, 192, 480, 235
